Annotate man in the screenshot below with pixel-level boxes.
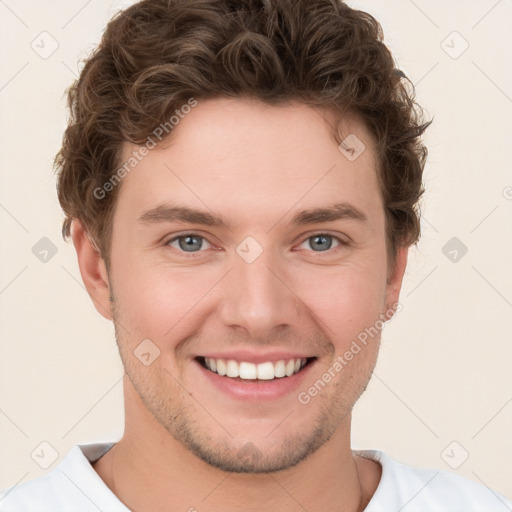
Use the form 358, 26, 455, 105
1, 0, 510, 510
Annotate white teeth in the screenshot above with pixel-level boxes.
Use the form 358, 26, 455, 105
216, 359, 227, 376
257, 362, 275, 380
226, 359, 239, 378
239, 361, 257, 379
274, 360, 286, 378
285, 359, 295, 377
203, 357, 308, 380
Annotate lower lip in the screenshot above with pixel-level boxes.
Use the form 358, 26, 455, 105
194, 359, 316, 402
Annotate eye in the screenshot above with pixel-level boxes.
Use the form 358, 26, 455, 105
164, 231, 348, 256
166, 233, 213, 253
298, 233, 347, 253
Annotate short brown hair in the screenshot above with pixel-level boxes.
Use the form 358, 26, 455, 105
55, 0, 431, 267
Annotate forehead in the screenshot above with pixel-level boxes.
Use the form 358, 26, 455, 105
114, 97, 382, 229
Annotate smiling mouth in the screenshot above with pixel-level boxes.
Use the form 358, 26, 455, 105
196, 356, 316, 381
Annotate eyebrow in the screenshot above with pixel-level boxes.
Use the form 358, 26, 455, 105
138, 204, 232, 229
291, 202, 367, 225
137, 202, 367, 229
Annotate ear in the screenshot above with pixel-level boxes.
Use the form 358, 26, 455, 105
70, 220, 113, 321
384, 245, 408, 319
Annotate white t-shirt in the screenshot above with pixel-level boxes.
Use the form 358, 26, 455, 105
0, 442, 510, 511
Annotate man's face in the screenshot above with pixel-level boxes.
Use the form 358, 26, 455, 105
104, 98, 405, 473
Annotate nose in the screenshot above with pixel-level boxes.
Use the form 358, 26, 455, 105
217, 244, 303, 340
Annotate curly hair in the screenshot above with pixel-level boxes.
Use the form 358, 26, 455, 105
55, 0, 431, 268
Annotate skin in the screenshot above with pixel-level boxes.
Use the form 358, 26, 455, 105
72, 97, 408, 512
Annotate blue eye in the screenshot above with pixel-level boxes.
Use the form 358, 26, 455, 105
167, 234, 212, 252
165, 232, 347, 256
299, 233, 344, 252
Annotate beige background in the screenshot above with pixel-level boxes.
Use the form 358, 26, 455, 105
1, 0, 511, 501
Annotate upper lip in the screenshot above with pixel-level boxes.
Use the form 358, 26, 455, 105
196, 351, 316, 364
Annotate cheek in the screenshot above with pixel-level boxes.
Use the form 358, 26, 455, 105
292, 260, 388, 344
110, 258, 220, 342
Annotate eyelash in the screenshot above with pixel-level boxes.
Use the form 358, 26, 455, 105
164, 232, 349, 256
